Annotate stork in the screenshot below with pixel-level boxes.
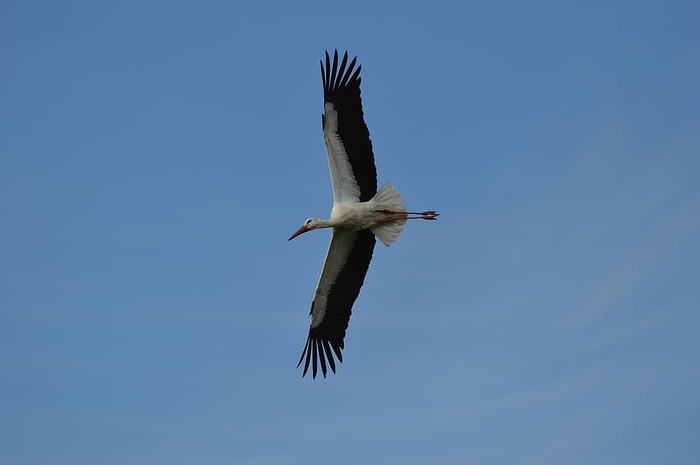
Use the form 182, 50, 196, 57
289, 50, 438, 379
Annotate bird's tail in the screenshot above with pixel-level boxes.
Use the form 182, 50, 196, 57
371, 182, 404, 205
370, 183, 406, 247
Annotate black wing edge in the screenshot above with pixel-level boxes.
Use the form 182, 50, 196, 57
296, 230, 377, 379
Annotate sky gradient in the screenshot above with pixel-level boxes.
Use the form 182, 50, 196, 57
2, 1, 699, 464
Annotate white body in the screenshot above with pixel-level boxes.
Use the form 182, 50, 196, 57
330, 182, 407, 246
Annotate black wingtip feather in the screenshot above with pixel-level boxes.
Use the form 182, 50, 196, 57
351, 65, 362, 83
302, 337, 312, 377
320, 60, 326, 90
339, 56, 357, 87
322, 340, 337, 374
317, 340, 328, 378
311, 340, 318, 379
332, 341, 343, 363
329, 50, 339, 92
324, 51, 331, 88
336, 52, 349, 87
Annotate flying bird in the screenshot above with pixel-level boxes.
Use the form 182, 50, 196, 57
289, 50, 438, 379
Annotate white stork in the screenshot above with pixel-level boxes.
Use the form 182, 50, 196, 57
288, 50, 438, 379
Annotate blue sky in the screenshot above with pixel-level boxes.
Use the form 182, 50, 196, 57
2, 0, 699, 463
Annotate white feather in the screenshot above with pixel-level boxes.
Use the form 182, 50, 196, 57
369, 183, 406, 247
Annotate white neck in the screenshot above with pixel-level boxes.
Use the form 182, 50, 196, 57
315, 218, 335, 229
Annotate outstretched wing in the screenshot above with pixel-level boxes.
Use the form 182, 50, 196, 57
297, 229, 376, 378
321, 50, 378, 203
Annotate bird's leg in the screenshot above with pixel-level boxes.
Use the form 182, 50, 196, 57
409, 210, 439, 220
373, 209, 439, 223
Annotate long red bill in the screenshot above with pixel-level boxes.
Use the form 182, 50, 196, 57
288, 226, 310, 241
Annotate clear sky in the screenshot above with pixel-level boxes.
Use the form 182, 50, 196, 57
2, 1, 699, 464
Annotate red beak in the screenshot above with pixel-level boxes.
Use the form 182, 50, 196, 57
288, 226, 310, 241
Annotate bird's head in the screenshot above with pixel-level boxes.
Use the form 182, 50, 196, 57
288, 218, 322, 241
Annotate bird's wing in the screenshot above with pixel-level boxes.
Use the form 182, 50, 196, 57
297, 229, 376, 378
321, 50, 378, 203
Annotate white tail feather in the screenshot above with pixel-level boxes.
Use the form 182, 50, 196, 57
372, 182, 404, 205
371, 220, 406, 247
370, 183, 406, 247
